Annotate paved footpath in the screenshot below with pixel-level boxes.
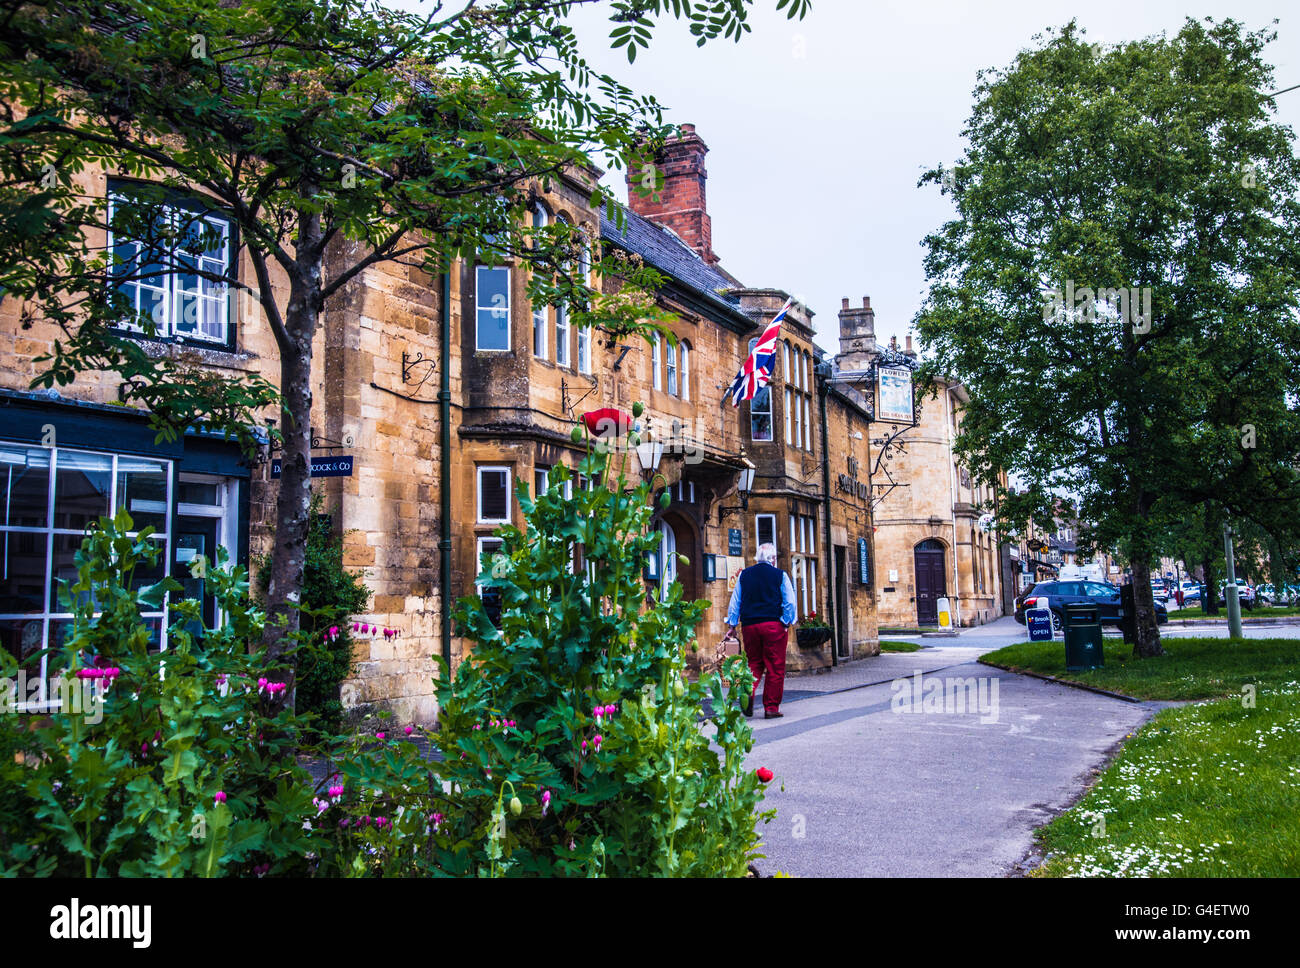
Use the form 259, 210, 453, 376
746, 636, 1155, 877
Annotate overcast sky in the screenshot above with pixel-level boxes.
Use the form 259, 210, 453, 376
398, 1, 1300, 356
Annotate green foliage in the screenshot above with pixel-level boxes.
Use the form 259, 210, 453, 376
434, 422, 772, 876
0, 509, 324, 876
257, 492, 371, 734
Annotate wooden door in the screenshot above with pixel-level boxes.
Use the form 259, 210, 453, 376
915, 540, 947, 625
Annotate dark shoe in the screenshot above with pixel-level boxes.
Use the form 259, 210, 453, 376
742, 694, 754, 717
764, 710, 784, 719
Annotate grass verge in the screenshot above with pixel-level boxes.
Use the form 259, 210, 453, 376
1033, 683, 1300, 876
880, 641, 922, 653
981, 636, 1300, 701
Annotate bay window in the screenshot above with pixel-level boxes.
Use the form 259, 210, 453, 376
108, 185, 234, 346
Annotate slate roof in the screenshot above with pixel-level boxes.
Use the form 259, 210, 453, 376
599, 205, 747, 323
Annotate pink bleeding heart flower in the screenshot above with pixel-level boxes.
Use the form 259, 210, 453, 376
581, 739, 588, 755
593, 734, 602, 752
541, 790, 551, 817
214, 791, 227, 804
404, 725, 414, 736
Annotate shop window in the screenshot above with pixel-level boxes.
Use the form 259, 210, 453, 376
0, 443, 171, 708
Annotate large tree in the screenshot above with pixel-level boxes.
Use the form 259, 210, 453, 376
0, 0, 810, 683
915, 19, 1300, 656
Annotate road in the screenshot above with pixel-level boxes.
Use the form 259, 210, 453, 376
747, 615, 1300, 877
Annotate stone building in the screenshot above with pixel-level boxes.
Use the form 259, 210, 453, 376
828, 297, 1009, 629
0, 123, 880, 722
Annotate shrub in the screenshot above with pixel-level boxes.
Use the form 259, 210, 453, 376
258, 491, 370, 733
428, 415, 772, 876
0, 510, 323, 876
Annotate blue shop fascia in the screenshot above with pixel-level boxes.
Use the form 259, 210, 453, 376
1, 387, 263, 699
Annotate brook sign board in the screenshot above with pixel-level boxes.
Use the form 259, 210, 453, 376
1026, 607, 1054, 642
271, 455, 355, 479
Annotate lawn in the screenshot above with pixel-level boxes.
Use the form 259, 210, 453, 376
1167, 605, 1300, 621
880, 641, 922, 653
1033, 683, 1300, 876
980, 636, 1300, 701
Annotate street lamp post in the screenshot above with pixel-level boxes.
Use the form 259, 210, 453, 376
1224, 524, 1243, 639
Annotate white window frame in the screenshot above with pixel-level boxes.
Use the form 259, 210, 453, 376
793, 392, 802, 448
680, 342, 690, 400
756, 513, 776, 552
665, 339, 678, 396
532, 301, 548, 359
475, 265, 511, 352
750, 384, 773, 442
652, 334, 662, 390
782, 342, 791, 382
476, 466, 512, 524
784, 389, 793, 444
107, 191, 233, 345
790, 515, 797, 551
555, 300, 570, 367
804, 397, 812, 451
808, 558, 817, 615
577, 325, 591, 374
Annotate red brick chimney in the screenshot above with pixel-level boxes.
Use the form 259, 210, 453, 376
627, 123, 718, 265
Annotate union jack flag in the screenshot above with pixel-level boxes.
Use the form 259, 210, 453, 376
723, 299, 792, 406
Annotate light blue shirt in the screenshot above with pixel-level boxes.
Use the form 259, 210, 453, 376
727, 567, 797, 627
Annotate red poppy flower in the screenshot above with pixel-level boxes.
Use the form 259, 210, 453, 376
756, 767, 774, 783
582, 407, 633, 437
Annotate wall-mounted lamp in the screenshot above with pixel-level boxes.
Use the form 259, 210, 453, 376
635, 433, 664, 476
717, 458, 757, 522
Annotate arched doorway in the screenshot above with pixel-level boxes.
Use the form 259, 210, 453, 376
656, 512, 700, 604
914, 538, 947, 625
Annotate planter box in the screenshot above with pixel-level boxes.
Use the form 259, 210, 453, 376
796, 627, 832, 649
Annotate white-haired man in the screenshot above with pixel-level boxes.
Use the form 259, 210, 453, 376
722, 542, 796, 718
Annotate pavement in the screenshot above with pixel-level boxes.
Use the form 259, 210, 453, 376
750, 614, 1300, 877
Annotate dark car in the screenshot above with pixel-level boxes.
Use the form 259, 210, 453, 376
1014, 580, 1169, 632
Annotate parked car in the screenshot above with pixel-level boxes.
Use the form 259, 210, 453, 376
1178, 580, 1202, 604
1015, 580, 1169, 631
1150, 581, 1169, 603
1217, 582, 1256, 609
1257, 584, 1297, 606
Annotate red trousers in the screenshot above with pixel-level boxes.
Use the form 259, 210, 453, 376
742, 620, 788, 713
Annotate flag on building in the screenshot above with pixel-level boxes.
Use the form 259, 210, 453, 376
722, 298, 792, 406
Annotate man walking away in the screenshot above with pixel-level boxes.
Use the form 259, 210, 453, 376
722, 543, 796, 719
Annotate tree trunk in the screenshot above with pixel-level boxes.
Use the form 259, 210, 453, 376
262, 201, 325, 701
264, 335, 315, 683
1128, 553, 1165, 657
1202, 503, 1220, 615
